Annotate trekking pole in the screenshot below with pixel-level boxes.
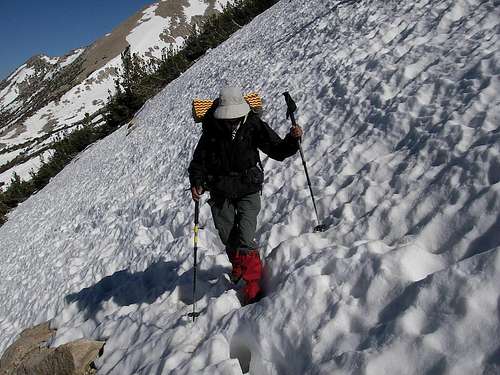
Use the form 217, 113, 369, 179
283, 92, 327, 233
188, 200, 201, 321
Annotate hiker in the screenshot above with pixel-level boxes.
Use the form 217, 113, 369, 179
188, 86, 303, 304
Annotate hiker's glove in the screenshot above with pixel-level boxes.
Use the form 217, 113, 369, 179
290, 125, 303, 139
191, 186, 205, 201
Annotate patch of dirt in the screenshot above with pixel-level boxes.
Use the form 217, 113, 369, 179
85, 66, 119, 86
157, 0, 220, 41
41, 117, 59, 133
75, 4, 151, 83
5, 123, 28, 139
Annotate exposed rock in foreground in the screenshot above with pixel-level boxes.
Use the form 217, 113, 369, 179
0, 322, 104, 375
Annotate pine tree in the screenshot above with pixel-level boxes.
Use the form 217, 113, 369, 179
3, 173, 33, 207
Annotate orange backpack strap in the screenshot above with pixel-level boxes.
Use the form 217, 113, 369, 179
192, 99, 214, 123
243, 92, 263, 112
192, 92, 263, 123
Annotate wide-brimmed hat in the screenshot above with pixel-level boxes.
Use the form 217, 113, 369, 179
214, 86, 251, 120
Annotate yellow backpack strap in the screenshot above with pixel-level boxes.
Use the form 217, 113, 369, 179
192, 92, 263, 123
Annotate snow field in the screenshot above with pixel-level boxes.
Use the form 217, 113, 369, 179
0, 0, 499, 374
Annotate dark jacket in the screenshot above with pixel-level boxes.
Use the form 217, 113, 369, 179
188, 108, 299, 199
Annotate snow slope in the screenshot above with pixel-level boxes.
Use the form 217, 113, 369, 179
1, 0, 499, 374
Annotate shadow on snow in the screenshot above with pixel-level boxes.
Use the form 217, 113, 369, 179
65, 258, 231, 320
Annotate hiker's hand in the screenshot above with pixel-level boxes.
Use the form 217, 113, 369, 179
191, 186, 204, 201
290, 124, 303, 139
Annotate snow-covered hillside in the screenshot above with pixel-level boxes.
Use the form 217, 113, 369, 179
1, 0, 499, 374
0, 0, 229, 187
0, 49, 84, 113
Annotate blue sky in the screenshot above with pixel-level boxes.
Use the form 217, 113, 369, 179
0, 1, 155, 80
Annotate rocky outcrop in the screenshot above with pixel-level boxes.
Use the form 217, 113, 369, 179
0, 322, 104, 375
0, 322, 55, 373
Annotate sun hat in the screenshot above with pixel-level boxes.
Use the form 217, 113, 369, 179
214, 86, 251, 120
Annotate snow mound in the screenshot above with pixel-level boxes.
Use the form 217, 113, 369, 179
0, 0, 499, 374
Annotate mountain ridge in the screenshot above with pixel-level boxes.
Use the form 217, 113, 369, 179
0, 0, 228, 187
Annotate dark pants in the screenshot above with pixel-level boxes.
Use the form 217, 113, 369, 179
208, 192, 261, 253
208, 192, 263, 304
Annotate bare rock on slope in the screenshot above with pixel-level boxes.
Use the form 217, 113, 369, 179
0, 322, 55, 372
0, 322, 104, 375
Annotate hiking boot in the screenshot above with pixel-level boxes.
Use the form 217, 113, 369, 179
228, 250, 263, 304
227, 250, 243, 283
239, 250, 263, 305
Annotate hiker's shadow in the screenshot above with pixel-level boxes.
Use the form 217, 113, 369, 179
177, 264, 232, 306
65, 259, 231, 320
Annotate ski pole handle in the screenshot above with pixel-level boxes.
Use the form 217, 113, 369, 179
288, 110, 298, 127
283, 92, 298, 124
283, 91, 302, 140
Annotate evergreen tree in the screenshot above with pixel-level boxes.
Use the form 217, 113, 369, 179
3, 173, 33, 207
